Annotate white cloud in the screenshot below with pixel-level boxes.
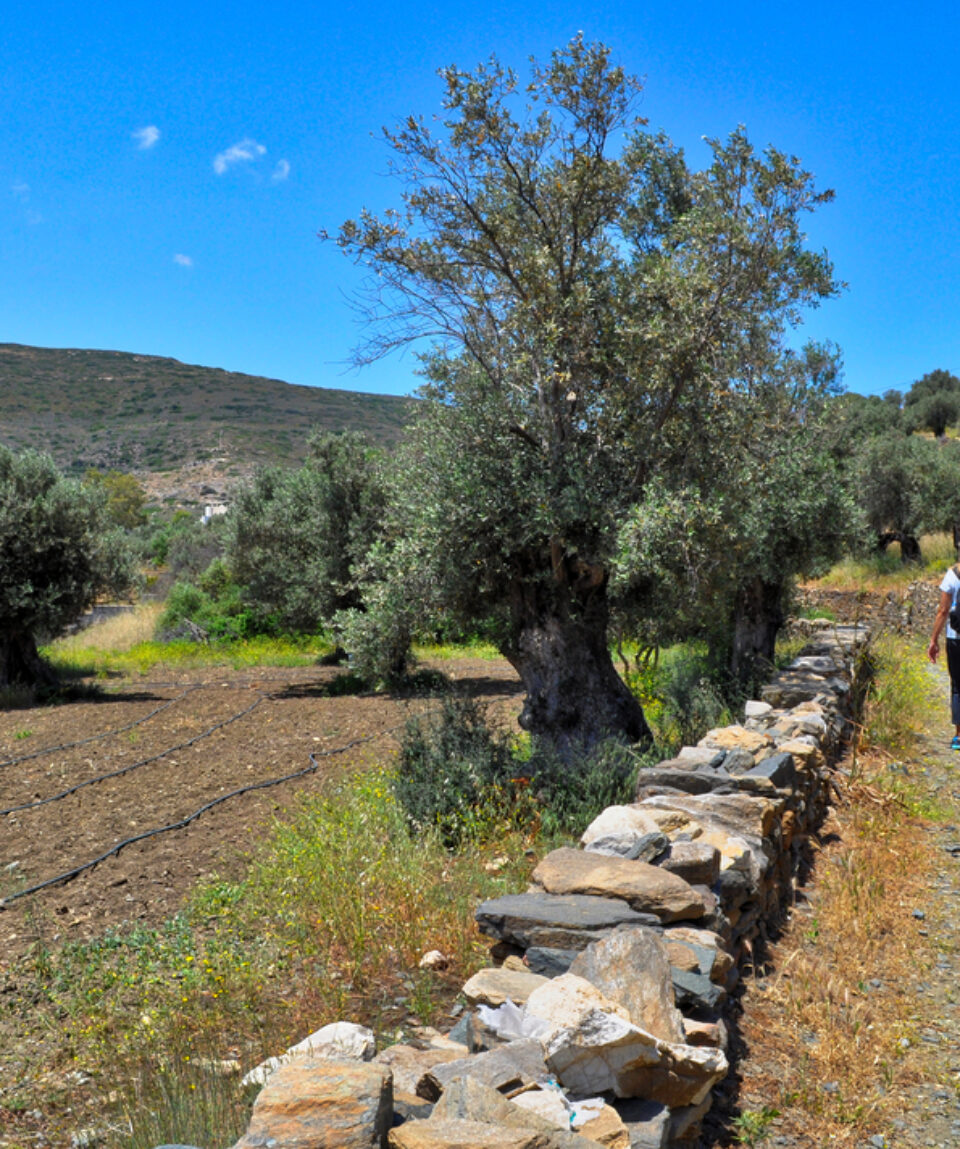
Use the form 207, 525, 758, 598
173, 253, 193, 267
213, 138, 266, 175
133, 125, 161, 150
271, 159, 290, 183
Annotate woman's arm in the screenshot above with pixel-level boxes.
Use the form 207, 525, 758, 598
929, 589, 952, 663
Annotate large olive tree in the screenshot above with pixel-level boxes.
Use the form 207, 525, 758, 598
331, 37, 838, 754
0, 448, 136, 687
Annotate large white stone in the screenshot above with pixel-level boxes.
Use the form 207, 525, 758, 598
241, 1022, 376, 1086
580, 805, 660, 847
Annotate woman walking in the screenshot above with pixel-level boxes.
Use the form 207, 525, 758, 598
928, 562, 960, 748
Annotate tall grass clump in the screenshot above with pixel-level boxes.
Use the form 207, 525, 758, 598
858, 634, 936, 757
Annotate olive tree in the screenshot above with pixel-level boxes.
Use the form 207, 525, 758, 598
0, 448, 136, 687
904, 369, 960, 438
331, 37, 838, 754
227, 431, 385, 633
613, 346, 859, 685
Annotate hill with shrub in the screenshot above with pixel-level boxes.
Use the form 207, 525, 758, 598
0, 343, 412, 473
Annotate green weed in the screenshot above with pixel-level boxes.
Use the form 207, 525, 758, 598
732, 1106, 780, 1146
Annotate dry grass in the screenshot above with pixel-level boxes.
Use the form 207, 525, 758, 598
732, 635, 955, 1146
736, 771, 936, 1144
53, 602, 164, 655
812, 531, 956, 592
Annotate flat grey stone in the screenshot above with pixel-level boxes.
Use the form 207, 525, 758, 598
671, 967, 726, 1012
584, 830, 669, 862
476, 893, 661, 949
721, 748, 757, 775
634, 767, 734, 796
614, 1099, 670, 1148
525, 947, 579, 976
426, 1039, 550, 1095
746, 751, 796, 790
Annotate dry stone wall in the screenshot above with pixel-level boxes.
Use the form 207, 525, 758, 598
222, 621, 868, 1149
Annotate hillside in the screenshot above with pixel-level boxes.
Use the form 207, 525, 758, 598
0, 344, 413, 474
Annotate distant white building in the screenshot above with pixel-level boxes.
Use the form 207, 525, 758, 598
201, 502, 229, 525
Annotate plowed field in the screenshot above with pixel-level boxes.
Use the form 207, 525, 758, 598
0, 659, 523, 960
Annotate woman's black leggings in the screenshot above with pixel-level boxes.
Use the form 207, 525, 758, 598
947, 638, 960, 726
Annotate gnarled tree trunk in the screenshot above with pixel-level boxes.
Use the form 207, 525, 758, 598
501, 555, 652, 761
731, 576, 784, 686
0, 630, 58, 690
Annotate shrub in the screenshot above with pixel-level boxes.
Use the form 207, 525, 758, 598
393, 695, 651, 845
393, 696, 521, 847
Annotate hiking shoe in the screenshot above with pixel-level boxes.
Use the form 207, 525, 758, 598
952, 736, 960, 751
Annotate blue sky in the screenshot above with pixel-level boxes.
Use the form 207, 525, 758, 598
3, 0, 958, 398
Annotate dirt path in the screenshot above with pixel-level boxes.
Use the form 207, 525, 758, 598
721, 658, 960, 1148
0, 659, 523, 962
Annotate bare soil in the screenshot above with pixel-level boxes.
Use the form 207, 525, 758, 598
0, 659, 523, 963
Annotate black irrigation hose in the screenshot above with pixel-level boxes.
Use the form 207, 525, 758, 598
0, 723, 406, 908
0, 687, 201, 771
1, 695, 267, 817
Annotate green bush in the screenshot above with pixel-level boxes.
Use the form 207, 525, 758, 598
393, 696, 520, 848
156, 575, 253, 642
393, 695, 651, 846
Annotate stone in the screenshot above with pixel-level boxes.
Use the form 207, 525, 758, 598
531, 850, 706, 923
634, 766, 735, 797
613, 1099, 670, 1149
681, 1018, 727, 1049
233, 1058, 392, 1149
577, 1105, 630, 1148
393, 1092, 435, 1123
657, 842, 720, 887
503, 955, 528, 972
476, 893, 661, 951
407, 1026, 469, 1056
462, 967, 550, 1007
668, 1093, 713, 1142
426, 1039, 551, 1096
776, 738, 822, 768
427, 1077, 602, 1147
743, 700, 773, 718
387, 1119, 544, 1147
675, 746, 725, 766
670, 968, 726, 1012
664, 941, 699, 973
698, 726, 774, 755
522, 975, 660, 1096
522, 975, 727, 1105
720, 748, 757, 775
745, 752, 796, 790
526, 947, 579, 977
641, 809, 702, 838
580, 806, 661, 846
583, 831, 669, 863
418, 950, 448, 971
373, 1044, 464, 1101
241, 1023, 377, 1086
568, 927, 685, 1043
663, 928, 733, 984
